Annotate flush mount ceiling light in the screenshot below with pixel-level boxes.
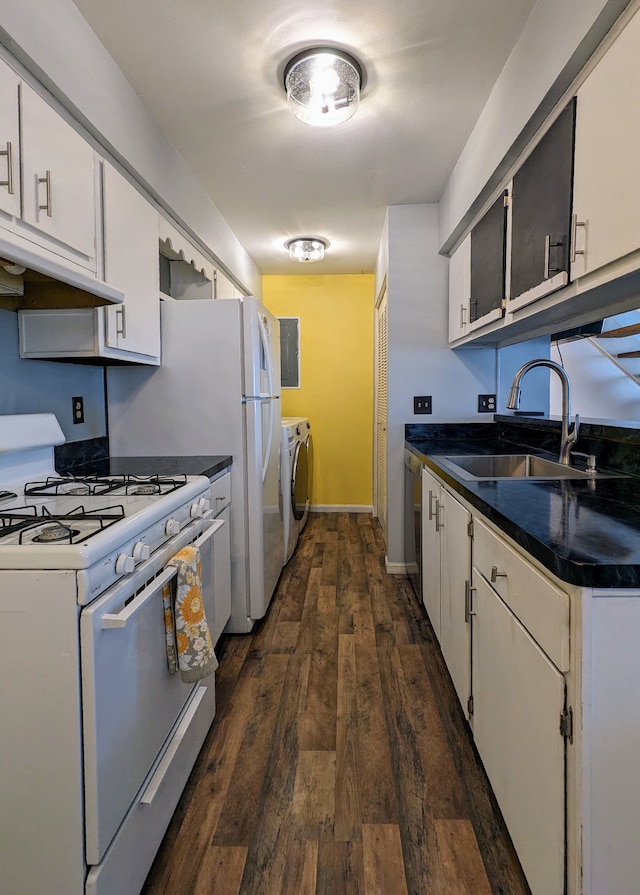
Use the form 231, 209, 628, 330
286, 237, 328, 262
283, 47, 363, 127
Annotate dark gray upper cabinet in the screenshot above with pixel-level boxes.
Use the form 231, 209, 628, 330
509, 98, 576, 306
470, 190, 508, 322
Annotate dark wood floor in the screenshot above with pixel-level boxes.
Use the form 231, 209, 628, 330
142, 512, 531, 895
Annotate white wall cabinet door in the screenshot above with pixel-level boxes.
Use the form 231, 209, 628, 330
572, 9, 640, 280
472, 572, 566, 895
439, 488, 472, 711
20, 83, 96, 267
448, 234, 470, 342
421, 467, 442, 640
103, 162, 160, 360
0, 59, 20, 219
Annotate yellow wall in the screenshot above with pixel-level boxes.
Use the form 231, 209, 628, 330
263, 274, 375, 510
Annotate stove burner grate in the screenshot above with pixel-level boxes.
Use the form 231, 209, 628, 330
24, 473, 189, 498
0, 504, 128, 545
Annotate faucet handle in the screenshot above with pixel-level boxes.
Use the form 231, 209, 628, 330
568, 413, 580, 445
570, 449, 597, 474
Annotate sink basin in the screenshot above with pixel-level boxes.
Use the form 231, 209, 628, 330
432, 454, 620, 481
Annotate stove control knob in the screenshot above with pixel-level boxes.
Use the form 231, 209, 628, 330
165, 518, 181, 536
133, 541, 151, 562
190, 497, 211, 518
115, 553, 135, 575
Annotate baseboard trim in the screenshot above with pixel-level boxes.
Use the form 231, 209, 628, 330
309, 504, 373, 514
385, 559, 407, 575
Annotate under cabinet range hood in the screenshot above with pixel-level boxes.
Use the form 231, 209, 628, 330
0, 236, 124, 310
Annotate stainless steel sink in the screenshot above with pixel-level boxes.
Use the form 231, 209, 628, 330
431, 454, 621, 481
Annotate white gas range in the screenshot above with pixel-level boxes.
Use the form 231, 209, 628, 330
0, 414, 223, 895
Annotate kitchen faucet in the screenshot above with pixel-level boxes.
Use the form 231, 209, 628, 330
506, 359, 579, 464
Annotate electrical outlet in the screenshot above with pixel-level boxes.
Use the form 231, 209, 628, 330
72, 396, 85, 424
478, 394, 496, 413
414, 395, 432, 415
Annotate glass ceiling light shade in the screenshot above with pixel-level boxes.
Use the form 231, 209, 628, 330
286, 238, 328, 262
284, 48, 362, 127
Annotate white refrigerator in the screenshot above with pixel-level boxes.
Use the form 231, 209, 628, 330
106, 296, 283, 633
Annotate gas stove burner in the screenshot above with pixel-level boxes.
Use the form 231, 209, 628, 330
0, 490, 17, 501
66, 486, 91, 496
122, 475, 188, 496
12, 504, 127, 545
130, 483, 160, 496
34, 523, 81, 543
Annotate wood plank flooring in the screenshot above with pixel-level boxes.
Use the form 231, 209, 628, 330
142, 512, 532, 895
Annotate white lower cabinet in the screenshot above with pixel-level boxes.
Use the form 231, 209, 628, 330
421, 467, 442, 638
209, 471, 231, 643
472, 572, 566, 895
418, 464, 640, 895
418, 467, 571, 894
421, 467, 472, 711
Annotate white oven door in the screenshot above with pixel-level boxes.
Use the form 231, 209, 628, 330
81, 516, 222, 864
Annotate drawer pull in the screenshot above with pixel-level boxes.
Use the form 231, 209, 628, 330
490, 565, 507, 583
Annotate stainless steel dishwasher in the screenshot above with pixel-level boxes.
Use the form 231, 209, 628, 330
404, 449, 422, 601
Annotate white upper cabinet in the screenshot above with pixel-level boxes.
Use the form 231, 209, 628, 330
0, 58, 20, 220
572, 8, 640, 281
448, 234, 471, 342
20, 83, 96, 270
103, 162, 160, 360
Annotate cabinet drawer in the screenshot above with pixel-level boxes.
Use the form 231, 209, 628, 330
473, 518, 569, 671
209, 470, 231, 513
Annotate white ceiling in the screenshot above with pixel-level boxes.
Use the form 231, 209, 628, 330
73, 0, 537, 275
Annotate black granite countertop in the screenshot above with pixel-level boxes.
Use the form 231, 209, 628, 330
57, 448, 232, 482
406, 418, 640, 589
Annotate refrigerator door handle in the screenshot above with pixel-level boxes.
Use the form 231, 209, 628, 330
257, 310, 274, 396
262, 397, 273, 483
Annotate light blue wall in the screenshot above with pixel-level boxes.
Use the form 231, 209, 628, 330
498, 337, 552, 414
0, 308, 106, 441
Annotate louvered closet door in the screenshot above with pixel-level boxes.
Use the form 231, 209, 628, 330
374, 288, 388, 536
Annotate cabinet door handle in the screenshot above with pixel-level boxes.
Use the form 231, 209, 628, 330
543, 234, 563, 279
459, 303, 467, 327
428, 490, 437, 520
116, 306, 127, 339
490, 565, 507, 583
464, 580, 476, 623
570, 213, 585, 263
37, 170, 52, 216
435, 501, 444, 532
0, 142, 14, 194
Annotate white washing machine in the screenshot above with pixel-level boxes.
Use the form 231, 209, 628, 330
281, 417, 312, 565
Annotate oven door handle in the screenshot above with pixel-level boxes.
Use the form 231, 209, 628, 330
192, 515, 225, 549
100, 566, 178, 629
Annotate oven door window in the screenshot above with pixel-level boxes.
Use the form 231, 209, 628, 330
81, 565, 200, 864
